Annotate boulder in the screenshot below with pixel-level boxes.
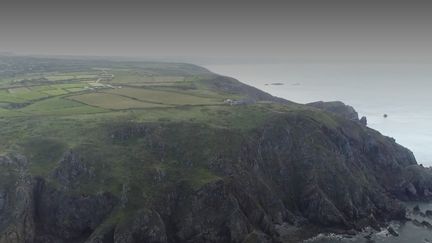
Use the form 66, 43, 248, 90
387, 226, 399, 237
421, 221, 432, 229
360, 116, 368, 126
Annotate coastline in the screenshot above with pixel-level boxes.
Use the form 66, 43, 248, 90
205, 63, 432, 166
305, 202, 432, 243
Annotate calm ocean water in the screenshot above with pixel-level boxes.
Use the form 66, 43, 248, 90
206, 63, 432, 166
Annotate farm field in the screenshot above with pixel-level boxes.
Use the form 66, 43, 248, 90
0, 58, 243, 119
8, 87, 31, 93
0, 88, 49, 103
105, 87, 221, 105
68, 92, 169, 110
19, 97, 106, 116
45, 73, 98, 81
110, 70, 187, 84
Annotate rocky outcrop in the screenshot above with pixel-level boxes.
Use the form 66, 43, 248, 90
51, 151, 95, 189
0, 154, 117, 243
33, 179, 117, 242
169, 180, 251, 243
0, 155, 35, 243
112, 209, 168, 243
307, 101, 363, 124
359, 116, 367, 126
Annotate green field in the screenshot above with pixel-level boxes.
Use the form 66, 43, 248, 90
41, 89, 69, 96
46, 74, 98, 80
110, 70, 187, 84
68, 92, 169, 110
19, 97, 106, 115
105, 87, 221, 105
0, 88, 48, 102
0, 58, 249, 120
8, 87, 31, 93
0, 90, 26, 103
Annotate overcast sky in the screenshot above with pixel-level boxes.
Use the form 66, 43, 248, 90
1, 0, 432, 62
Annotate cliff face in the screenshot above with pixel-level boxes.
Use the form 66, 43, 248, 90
1, 106, 431, 243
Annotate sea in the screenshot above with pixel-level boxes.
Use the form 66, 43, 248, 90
206, 62, 432, 166
205, 62, 432, 242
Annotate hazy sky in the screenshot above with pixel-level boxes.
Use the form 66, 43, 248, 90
1, 0, 432, 62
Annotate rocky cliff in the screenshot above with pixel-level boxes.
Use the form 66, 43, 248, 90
1, 103, 431, 243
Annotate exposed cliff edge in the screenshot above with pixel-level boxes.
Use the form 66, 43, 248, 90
0, 60, 431, 242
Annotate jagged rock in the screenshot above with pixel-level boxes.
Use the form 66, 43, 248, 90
360, 116, 368, 126
412, 219, 423, 227
113, 209, 168, 243
242, 231, 272, 243
425, 210, 432, 217
171, 180, 252, 243
0, 191, 6, 211
406, 183, 418, 196
85, 225, 116, 243
51, 151, 95, 189
33, 178, 118, 242
421, 221, 432, 229
387, 226, 399, 236
0, 155, 35, 243
300, 186, 347, 226
414, 205, 421, 212
364, 232, 373, 240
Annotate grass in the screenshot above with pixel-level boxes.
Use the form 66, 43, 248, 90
45, 75, 76, 81
88, 82, 106, 87
0, 89, 48, 102
111, 70, 186, 84
8, 87, 31, 93
182, 168, 221, 190
0, 108, 22, 117
45, 73, 98, 81
66, 87, 88, 92
68, 92, 170, 110
49, 83, 89, 89
105, 87, 221, 105
41, 89, 69, 96
21, 137, 68, 177
19, 97, 106, 115
0, 90, 26, 103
